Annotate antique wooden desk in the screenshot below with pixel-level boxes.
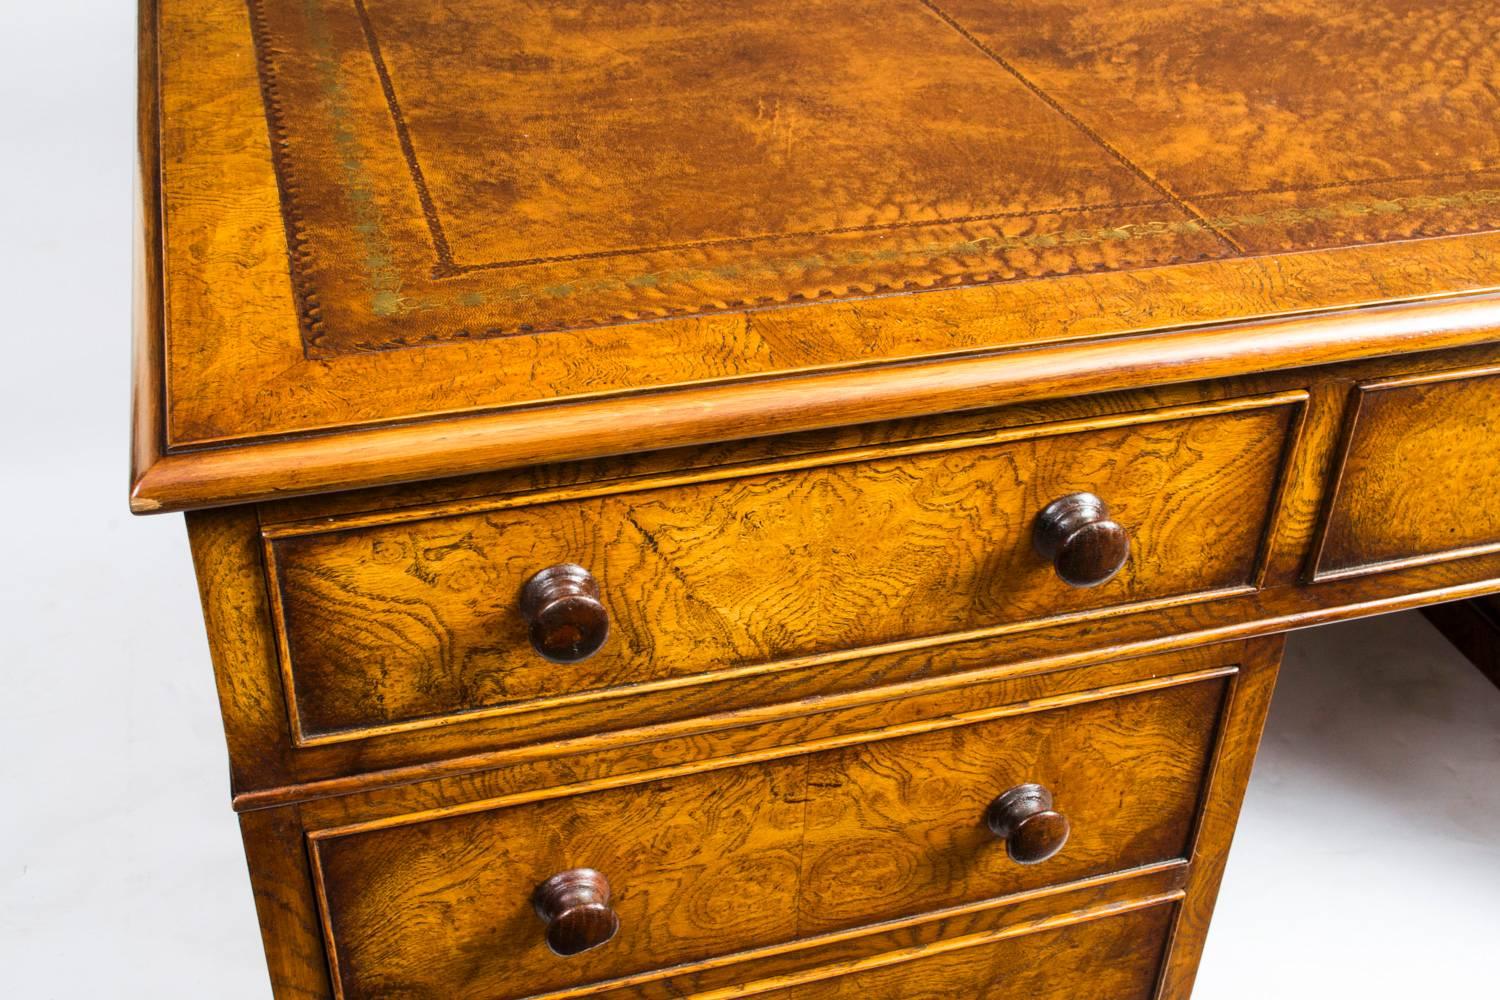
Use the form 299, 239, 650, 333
131, 1, 1500, 996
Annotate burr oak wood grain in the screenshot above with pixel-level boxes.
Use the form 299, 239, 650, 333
564, 866, 1190, 1000
264, 394, 1295, 743
735, 900, 1176, 1000
263, 642, 1267, 1000
310, 673, 1224, 998
1314, 365, 1500, 580
182, 346, 1500, 807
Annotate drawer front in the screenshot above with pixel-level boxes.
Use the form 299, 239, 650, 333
1315, 366, 1500, 580
741, 899, 1174, 1000
310, 669, 1228, 999
267, 393, 1299, 743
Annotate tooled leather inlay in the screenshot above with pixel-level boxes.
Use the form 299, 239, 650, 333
246, 0, 1500, 358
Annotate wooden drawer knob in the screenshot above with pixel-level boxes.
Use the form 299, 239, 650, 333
986, 783, 1070, 865
533, 868, 620, 956
1033, 492, 1130, 588
520, 564, 609, 663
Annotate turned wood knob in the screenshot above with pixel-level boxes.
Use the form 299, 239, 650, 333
1033, 492, 1130, 588
532, 869, 619, 956
986, 783, 1070, 865
520, 564, 609, 663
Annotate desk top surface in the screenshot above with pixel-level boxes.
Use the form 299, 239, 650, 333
134, 0, 1500, 511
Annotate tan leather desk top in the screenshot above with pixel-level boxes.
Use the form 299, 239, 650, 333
132, 0, 1500, 513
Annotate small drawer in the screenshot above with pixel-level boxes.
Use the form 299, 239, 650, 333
1314, 366, 1500, 580
265, 392, 1301, 745
308, 664, 1230, 999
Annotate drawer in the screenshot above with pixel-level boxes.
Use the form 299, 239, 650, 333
308, 665, 1230, 999
729, 898, 1175, 1000
265, 392, 1301, 744
1314, 366, 1500, 580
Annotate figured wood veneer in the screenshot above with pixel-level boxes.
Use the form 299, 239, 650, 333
1314, 366, 1500, 580
735, 900, 1176, 1000
178, 348, 1500, 804
264, 394, 1297, 743
227, 639, 1280, 999
308, 667, 1228, 999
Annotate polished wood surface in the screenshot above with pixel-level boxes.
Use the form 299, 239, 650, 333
175, 344, 1494, 1000
1314, 365, 1500, 580
133, 285, 1500, 515
1032, 492, 1131, 589
739, 900, 1176, 1000
533, 869, 621, 958
1156, 633, 1282, 999
584, 868, 1189, 1000
263, 394, 1294, 743
178, 346, 1500, 802
132, 0, 1500, 512
985, 784, 1071, 865
205, 639, 1282, 999
310, 664, 1227, 998
520, 564, 612, 665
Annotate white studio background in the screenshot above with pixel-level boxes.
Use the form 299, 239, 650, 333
0, 2, 1496, 996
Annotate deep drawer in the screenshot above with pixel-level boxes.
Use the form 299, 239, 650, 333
308, 665, 1230, 999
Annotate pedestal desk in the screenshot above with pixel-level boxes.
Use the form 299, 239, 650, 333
131, 1, 1500, 996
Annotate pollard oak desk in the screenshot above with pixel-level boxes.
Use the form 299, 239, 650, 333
132, 1, 1500, 996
